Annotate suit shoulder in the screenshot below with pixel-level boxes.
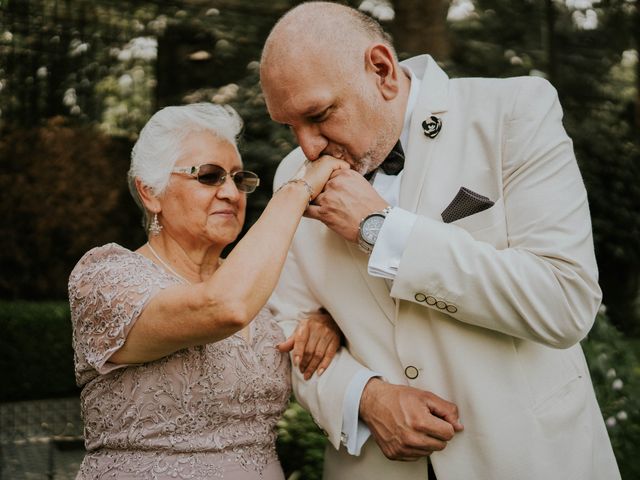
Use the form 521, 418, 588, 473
452, 75, 556, 99
450, 75, 560, 119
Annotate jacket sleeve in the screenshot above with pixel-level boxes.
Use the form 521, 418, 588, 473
269, 153, 371, 449
268, 247, 371, 450
391, 77, 601, 349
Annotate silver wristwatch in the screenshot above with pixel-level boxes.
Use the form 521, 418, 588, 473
358, 207, 392, 254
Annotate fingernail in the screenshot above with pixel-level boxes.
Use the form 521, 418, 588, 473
294, 355, 300, 366
318, 368, 325, 376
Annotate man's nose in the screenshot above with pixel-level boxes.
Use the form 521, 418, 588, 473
294, 125, 327, 161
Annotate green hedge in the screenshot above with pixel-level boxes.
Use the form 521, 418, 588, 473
1, 301, 638, 478
581, 307, 640, 479
0, 301, 79, 401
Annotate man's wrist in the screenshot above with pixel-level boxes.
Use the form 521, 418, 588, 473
359, 377, 384, 422
357, 206, 392, 254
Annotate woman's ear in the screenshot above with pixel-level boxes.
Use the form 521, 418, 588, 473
135, 178, 161, 213
365, 43, 400, 101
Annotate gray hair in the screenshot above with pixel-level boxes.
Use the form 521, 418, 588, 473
128, 103, 243, 233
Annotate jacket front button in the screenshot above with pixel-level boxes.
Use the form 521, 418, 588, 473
415, 293, 427, 302
404, 365, 419, 379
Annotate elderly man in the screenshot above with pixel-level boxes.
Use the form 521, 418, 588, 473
262, 2, 620, 479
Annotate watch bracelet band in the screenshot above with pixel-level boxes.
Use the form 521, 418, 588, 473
358, 206, 393, 254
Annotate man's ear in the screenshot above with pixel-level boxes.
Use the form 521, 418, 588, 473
135, 178, 161, 213
365, 43, 400, 100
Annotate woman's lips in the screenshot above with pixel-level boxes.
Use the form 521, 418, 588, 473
211, 209, 236, 217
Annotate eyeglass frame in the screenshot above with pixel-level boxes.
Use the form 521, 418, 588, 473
171, 164, 260, 193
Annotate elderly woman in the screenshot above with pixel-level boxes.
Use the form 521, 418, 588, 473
68, 103, 346, 479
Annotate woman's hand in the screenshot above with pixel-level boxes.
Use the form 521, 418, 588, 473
277, 310, 342, 380
300, 155, 349, 201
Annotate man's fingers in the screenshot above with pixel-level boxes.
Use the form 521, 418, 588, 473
413, 415, 455, 442
425, 394, 464, 432
379, 432, 447, 461
304, 204, 322, 220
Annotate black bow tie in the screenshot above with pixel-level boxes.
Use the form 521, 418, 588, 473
365, 140, 405, 181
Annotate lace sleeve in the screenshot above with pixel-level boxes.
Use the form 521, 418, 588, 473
68, 243, 172, 383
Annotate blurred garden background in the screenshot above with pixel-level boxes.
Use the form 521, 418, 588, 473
0, 0, 639, 478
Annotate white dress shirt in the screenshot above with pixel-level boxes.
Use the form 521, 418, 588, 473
341, 67, 421, 455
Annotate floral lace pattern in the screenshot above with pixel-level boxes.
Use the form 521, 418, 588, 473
69, 244, 291, 479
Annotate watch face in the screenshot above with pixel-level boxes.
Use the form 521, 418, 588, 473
362, 214, 386, 244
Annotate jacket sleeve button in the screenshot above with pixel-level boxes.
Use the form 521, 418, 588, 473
404, 365, 419, 379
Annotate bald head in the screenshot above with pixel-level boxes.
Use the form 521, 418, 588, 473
259, 2, 408, 172
261, 2, 395, 76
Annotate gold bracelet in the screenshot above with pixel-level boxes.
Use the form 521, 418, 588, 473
276, 178, 314, 203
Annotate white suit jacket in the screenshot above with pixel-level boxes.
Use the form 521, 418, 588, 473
270, 55, 620, 480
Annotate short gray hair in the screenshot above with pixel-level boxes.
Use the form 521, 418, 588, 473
128, 103, 243, 232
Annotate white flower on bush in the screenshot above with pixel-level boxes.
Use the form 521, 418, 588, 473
359, 0, 394, 21
63, 88, 77, 107
606, 416, 617, 428
616, 411, 628, 421
598, 303, 607, 315
118, 74, 133, 92
212, 83, 239, 104
612, 379, 623, 390
606, 368, 616, 378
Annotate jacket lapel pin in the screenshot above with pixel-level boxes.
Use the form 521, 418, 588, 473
422, 115, 442, 138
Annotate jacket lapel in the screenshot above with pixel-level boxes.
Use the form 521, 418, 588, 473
338, 56, 450, 326
345, 241, 397, 325
399, 55, 450, 213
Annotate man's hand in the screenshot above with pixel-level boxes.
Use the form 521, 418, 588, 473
277, 310, 342, 380
360, 378, 464, 461
305, 169, 388, 242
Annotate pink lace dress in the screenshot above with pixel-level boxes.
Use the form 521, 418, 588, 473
68, 244, 291, 479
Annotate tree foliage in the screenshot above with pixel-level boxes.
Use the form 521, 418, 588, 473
0, 0, 638, 331
0, 117, 142, 299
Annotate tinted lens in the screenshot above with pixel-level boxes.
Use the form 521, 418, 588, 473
196, 164, 226, 186
232, 171, 260, 193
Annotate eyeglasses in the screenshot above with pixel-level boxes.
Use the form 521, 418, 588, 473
172, 164, 260, 193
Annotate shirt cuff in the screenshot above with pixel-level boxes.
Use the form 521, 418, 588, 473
341, 369, 380, 455
368, 207, 417, 279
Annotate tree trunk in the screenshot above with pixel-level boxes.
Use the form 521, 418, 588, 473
635, 0, 640, 133
390, 0, 451, 61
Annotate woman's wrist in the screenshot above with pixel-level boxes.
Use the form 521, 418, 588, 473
275, 178, 314, 203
